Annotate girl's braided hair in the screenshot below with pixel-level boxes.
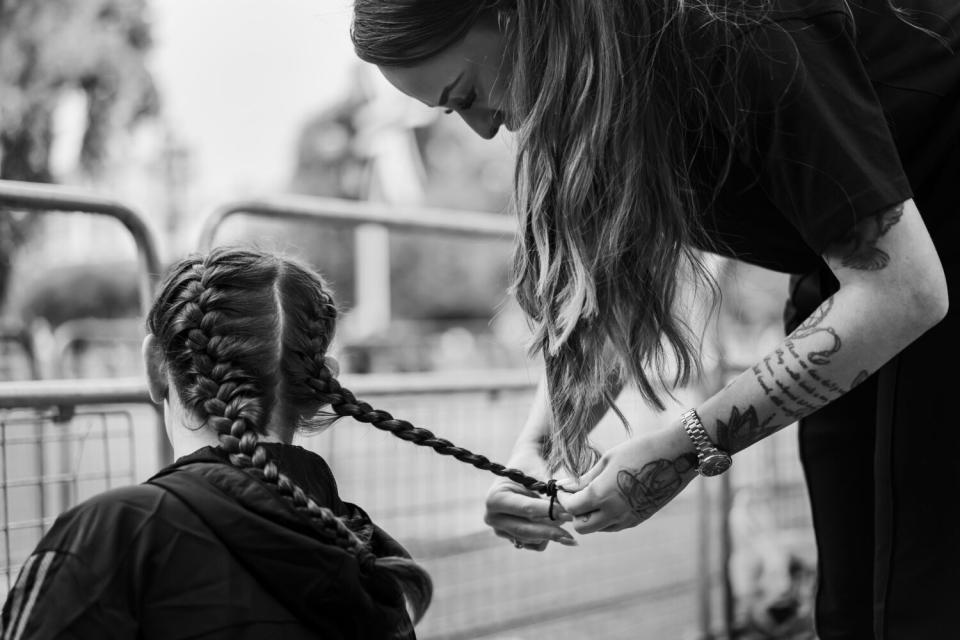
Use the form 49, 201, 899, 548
147, 247, 557, 631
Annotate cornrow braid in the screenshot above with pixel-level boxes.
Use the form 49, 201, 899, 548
149, 249, 427, 633
178, 260, 382, 550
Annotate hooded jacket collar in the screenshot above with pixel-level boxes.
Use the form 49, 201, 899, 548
147, 444, 413, 639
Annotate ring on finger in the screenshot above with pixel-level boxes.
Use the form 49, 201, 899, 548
512, 538, 524, 549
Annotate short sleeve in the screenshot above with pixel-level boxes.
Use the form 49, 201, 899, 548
723, 10, 914, 254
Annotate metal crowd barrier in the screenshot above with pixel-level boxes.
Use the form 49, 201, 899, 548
197, 194, 517, 249
0, 183, 809, 638
0, 178, 169, 462
195, 194, 729, 639
0, 179, 161, 317
0, 372, 708, 639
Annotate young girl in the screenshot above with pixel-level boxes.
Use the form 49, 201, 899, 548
352, 1, 959, 637
2, 247, 554, 639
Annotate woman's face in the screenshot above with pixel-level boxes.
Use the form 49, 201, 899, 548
378, 17, 514, 139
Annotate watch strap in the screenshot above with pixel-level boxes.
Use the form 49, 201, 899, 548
681, 408, 723, 458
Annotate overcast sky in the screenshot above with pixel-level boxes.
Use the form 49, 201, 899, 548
150, 0, 368, 199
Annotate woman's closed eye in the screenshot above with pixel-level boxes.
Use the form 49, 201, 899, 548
445, 88, 477, 114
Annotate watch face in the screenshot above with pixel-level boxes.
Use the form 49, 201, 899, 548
699, 452, 732, 477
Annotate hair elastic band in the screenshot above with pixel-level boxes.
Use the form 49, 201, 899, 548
545, 479, 559, 521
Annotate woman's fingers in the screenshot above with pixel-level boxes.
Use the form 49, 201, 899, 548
557, 482, 596, 517
558, 457, 605, 493
487, 513, 578, 546
486, 483, 574, 523
493, 530, 552, 552
572, 509, 629, 535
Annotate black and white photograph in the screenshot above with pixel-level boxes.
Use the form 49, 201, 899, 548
0, 1, 957, 638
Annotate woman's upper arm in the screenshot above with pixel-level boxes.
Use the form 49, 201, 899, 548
821, 198, 948, 324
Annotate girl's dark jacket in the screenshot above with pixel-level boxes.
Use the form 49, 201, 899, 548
0, 444, 415, 639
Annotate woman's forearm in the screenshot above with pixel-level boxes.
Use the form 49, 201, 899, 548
510, 377, 553, 459
697, 201, 947, 454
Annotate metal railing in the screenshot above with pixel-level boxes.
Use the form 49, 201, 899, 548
0, 378, 153, 597
197, 194, 516, 250
196, 193, 731, 638
0, 179, 162, 317
0, 373, 711, 639
0, 184, 815, 637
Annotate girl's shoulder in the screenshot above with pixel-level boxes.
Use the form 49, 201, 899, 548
39, 482, 199, 555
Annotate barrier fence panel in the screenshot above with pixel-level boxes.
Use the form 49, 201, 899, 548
0, 179, 162, 319
0, 379, 158, 599
198, 195, 727, 638
0, 186, 813, 637
302, 374, 712, 640
0, 178, 170, 469
0, 373, 712, 638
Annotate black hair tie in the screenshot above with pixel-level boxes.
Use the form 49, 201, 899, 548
545, 479, 560, 521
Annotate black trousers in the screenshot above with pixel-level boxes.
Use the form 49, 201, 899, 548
796, 263, 960, 639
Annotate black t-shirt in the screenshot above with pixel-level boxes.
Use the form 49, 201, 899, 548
697, 0, 960, 274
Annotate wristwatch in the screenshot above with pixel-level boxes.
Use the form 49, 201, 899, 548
680, 409, 732, 477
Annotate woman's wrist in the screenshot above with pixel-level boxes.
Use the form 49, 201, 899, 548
665, 417, 698, 457
507, 437, 545, 467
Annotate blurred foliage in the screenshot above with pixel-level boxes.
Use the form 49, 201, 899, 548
18, 261, 139, 328
0, 0, 157, 308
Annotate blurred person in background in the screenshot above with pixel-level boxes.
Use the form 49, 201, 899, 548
351, 1, 960, 638
1, 248, 430, 639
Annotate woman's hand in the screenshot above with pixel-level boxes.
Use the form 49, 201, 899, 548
484, 445, 577, 551
560, 424, 697, 534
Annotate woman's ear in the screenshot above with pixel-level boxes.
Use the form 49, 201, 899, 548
142, 334, 168, 404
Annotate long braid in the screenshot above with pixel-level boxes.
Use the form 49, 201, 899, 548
296, 289, 561, 498
150, 249, 425, 633
180, 260, 381, 554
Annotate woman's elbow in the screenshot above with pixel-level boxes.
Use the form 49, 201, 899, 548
911, 264, 949, 329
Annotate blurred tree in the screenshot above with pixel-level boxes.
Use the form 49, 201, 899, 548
0, 0, 158, 307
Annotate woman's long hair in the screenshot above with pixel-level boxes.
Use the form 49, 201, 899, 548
354, 0, 740, 474
352, 0, 935, 475
503, 1, 735, 473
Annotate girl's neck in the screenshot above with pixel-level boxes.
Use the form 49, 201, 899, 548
163, 395, 293, 461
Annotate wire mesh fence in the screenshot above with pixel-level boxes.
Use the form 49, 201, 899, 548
299, 382, 718, 639
0, 182, 819, 638
0, 378, 723, 639
0, 405, 148, 598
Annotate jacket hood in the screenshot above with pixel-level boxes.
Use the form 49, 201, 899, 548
148, 444, 412, 639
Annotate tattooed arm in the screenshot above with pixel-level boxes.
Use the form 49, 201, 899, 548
705, 199, 946, 455
563, 199, 947, 533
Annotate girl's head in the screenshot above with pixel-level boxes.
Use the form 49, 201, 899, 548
143, 247, 431, 630
353, 0, 728, 473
